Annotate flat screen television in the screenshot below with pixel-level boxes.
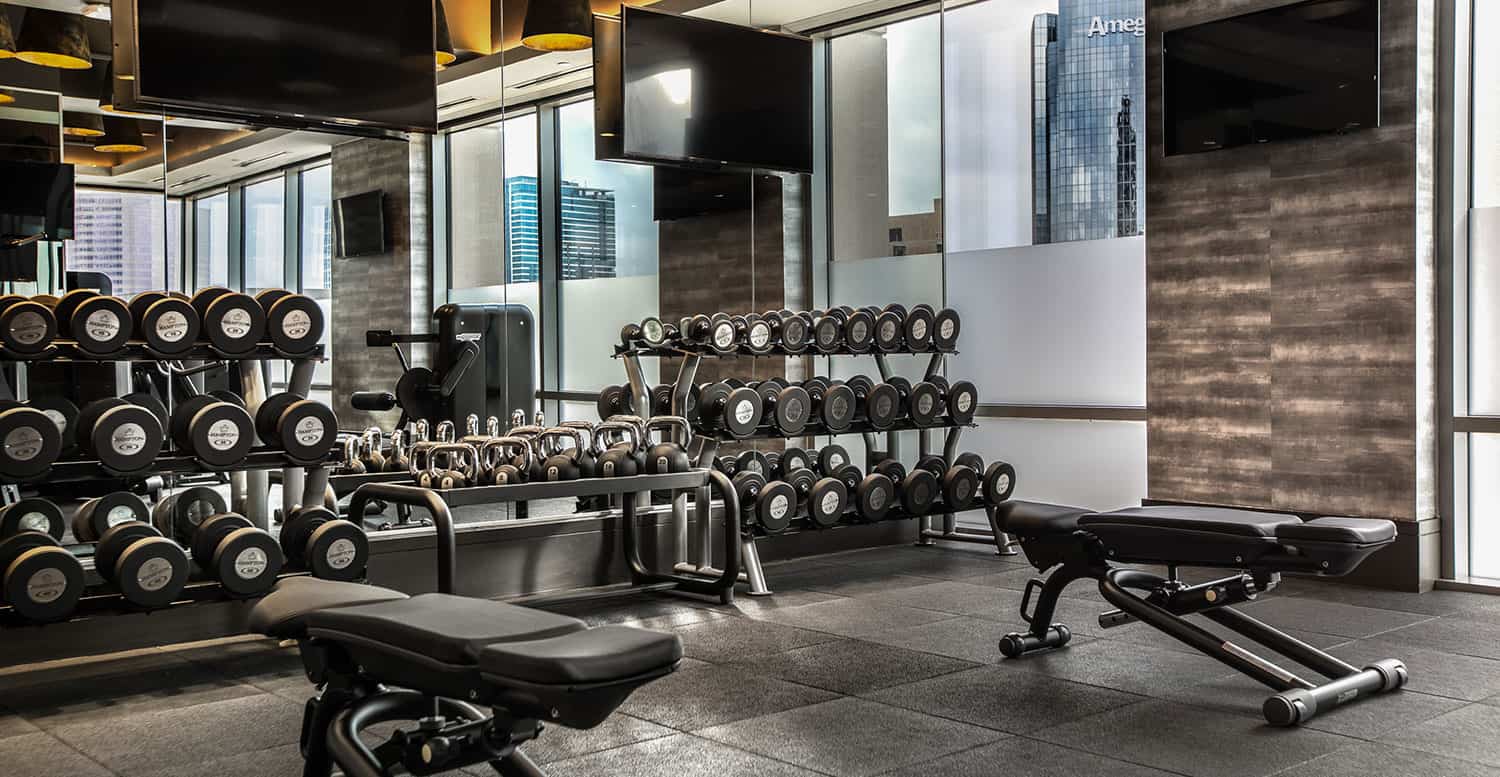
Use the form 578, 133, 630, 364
653, 167, 753, 221
112, 0, 436, 135
1163, 0, 1379, 156
596, 7, 813, 173
334, 190, 385, 258
0, 161, 74, 242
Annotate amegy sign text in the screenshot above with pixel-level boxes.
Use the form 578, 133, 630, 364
1086, 16, 1145, 37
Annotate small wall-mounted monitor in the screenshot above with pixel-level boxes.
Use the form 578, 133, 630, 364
1163, 0, 1380, 155
333, 190, 386, 258
0, 161, 75, 243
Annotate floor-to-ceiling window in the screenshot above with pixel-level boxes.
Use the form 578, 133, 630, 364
193, 192, 230, 288
818, 0, 1147, 511
300, 164, 334, 406
243, 177, 286, 297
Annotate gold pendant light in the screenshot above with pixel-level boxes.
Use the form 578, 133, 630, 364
0, 90, 14, 106
521, 0, 593, 52
64, 111, 107, 137
0, 7, 17, 59
435, 0, 456, 67
16, 8, 93, 69
94, 116, 147, 153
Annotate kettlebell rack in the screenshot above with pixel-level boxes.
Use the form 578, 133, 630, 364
611, 338, 1011, 597
0, 343, 339, 628
344, 469, 741, 605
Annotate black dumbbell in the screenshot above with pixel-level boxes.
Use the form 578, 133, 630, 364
780, 446, 814, 477
754, 478, 797, 534
596, 384, 637, 421
698, 382, 763, 438
764, 310, 810, 354
170, 393, 254, 468
620, 317, 671, 349
905, 304, 937, 351
715, 455, 738, 477
128, 290, 201, 355
735, 449, 771, 478
841, 307, 877, 353
706, 314, 739, 355
191, 287, 266, 355
809, 310, 843, 354
925, 376, 980, 425
281, 506, 368, 581
151, 485, 225, 546
933, 308, 961, 351
803, 378, 856, 432
873, 458, 907, 484
75, 397, 166, 472
255, 289, 325, 355
189, 512, 283, 596
815, 444, 852, 476
0, 498, 64, 541
756, 379, 812, 435
873, 305, 905, 352
904, 379, 947, 426
19, 396, 78, 457
983, 461, 1017, 504
940, 463, 981, 511
742, 314, 776, 355
72, 491, 152, 543
51, 289, 133, 356
854, 471, 896, 522
0, 294, 57, 355
255, 392, 339, 465
0, 404, 63, 481
94, 520, 191, 608
0, 525, 84, 622
899, 467, 940, 515
845, 375, 901, 430
784, 467, 847, 529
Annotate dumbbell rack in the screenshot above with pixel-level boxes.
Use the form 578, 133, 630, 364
343, 470, 740, 604
612, 341, 1007, 597
0, 343, 336, 627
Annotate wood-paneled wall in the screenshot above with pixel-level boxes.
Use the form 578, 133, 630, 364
1146, 0, 1426, 520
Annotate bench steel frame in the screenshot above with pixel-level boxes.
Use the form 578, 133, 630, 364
992, 520, 1408, 726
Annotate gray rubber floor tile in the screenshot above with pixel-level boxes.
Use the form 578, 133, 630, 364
1329, 637, 1500, 701
730, 638, 978, 695
0, 731, 114, 777
521, 713, 676, 764
1002, 637, 1228, 696
863, 665, 1143, 733
620, 663, 839, 730
1164, 670, 1464, 739
1267, 741, 1500, 777
879, 736, 1181, 777
857, 616, 1013, 664
696, 697, 1003, 777
543, 733, 826, 777
1373, 615, 1500, 661
743, 596, 955, 638
5, 650, 263, 729
1033, 698, 1354, 777
857, 580, 1023, 621
129, 743, 305, 777
672, 615, 842, 663
1383, 703, 1500, 767
1235, 598, 1432, 639
50, 693, 304, 776
1284, 581, 1500, 616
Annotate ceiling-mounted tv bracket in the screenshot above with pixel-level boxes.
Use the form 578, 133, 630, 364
350, 330, 479, 429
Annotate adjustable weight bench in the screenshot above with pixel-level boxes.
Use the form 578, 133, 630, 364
248, 577, 680, 777
989, 502, 1407, 726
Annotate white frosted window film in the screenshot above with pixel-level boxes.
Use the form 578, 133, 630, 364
1470, 208, 1500, 414
964, 418, 1146, 511
1470, 434, 1500, 579
1475, 1, 1500, 208
947, 236, 1145, 407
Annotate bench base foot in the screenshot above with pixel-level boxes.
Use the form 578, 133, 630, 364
999, 624, 1071, 658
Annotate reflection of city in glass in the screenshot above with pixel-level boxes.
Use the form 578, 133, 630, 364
504, 175, 618, 283
1033, 0, 1145, 244
69, 189, 179, 296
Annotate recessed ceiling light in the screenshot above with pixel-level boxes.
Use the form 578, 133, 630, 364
82, 3, 111, 20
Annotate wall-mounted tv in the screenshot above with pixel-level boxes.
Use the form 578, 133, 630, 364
112, 0, 436, 135
0, 161, 74, 243
1163, 0, 1379, 156
334, 190, 386, 258
596, 7, 813, 174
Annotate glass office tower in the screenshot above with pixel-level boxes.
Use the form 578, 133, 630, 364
504, 176, 618, 282
1032, 0, 1145, 244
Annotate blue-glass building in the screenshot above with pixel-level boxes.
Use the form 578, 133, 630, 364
504, 176, 618, 282
1032, 0, 1145, 244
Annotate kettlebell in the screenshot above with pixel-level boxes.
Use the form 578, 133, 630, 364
359, 427, 385, 472
644, 415, 693, 474
560, 420, 599, 479
594, 420, 641, 477
480, 436, 531, 484
339, 437, 366, 475
539, 427, 585, 481
384, 429, 410, 472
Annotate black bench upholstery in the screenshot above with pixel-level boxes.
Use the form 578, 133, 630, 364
306, 594, 589, 666
992, 500, 1089, 536
246, 576, 408, 639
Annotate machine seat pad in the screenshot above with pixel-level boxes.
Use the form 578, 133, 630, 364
247, 577, 408, 639
994, 501, 1091, 536
480, 625, 683, 686
305, 594, 587, 667
1278, 517, 1395, 546
1081, 506, 1300, 537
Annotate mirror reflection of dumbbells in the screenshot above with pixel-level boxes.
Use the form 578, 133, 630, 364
73, 492, 192, 609
153, 487, 283, 596
0, 498, 85, 622
620, 305, 960, 355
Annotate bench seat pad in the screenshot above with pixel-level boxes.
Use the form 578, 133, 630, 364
1081, 506, 1300, 537
305, 593, 586, 667
247, 577, 409, 639
1278, 517, 1395, 546
480, 625, 684, 686
993, 501, 1091, 536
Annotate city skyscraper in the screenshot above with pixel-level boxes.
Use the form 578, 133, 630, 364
503, 176, 618, 282
68, 190, 176, 295
1032, 0, 1145, 244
